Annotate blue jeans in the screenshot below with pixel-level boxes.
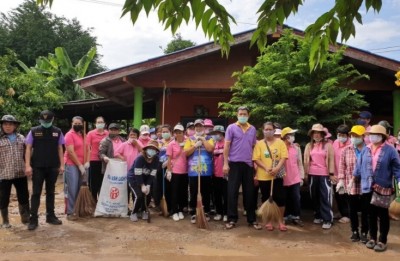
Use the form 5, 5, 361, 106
64, 165, 82, 215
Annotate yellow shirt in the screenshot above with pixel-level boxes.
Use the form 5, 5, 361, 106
252, 139, 288, 181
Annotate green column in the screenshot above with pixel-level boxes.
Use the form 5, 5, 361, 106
394, 89, 400, 134
133, 87, 143, 129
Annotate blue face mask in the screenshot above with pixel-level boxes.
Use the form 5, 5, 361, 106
212, 135, 221, 141
146, 149, 157, 158
238, 116, 248, 124
350, 137, 363, 146
41, 122, 52, 128
162, 133, 171, 140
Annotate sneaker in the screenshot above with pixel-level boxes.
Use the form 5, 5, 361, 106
223, 215, 228, 222
292, 218, 304, 227
66, 214, 78, 221
178, 212, 184, 220
214, 214, 222, 221
172, 213, 180, 221
142, 211, 149, 220
350, 231, 360, 242
190, 215, 196, 224
130, 213, 138, 222
338, 217, 350, 224
322, 222, 332, 229
373, 242, 387, 252
360, 233, 368, 244
313, 218, 323, 224
366, 240, 376, 249
46, 215, 62, 225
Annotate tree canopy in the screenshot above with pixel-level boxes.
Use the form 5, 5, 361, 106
36, 0, 383, 70
1, 0, 105, 74
163, 33, 196, 54
219, 30, 368, 133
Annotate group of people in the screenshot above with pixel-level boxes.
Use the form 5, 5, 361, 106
1, 107, 400, 253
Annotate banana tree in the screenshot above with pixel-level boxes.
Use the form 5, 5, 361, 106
18, 46, 97, 101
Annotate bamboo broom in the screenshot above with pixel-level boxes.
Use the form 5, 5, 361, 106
196, 146, 209, 229
257, 178, 280, 225
389, 181, 400, 219
73, 121, 96, 218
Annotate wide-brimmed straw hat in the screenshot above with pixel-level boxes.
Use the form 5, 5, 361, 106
209, 125, 225, 135
142, 140, 160, 152
308, 123, 325, 136
366, 125, 387, 137
0, 115, 21, 124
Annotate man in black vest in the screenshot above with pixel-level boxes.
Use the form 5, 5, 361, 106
25, 110, 65, 230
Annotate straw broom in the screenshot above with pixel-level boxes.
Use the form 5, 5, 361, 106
389, 181, 400, 219
73, 121, 96, 218
196, 147, 209, 229
257, 178, 280, 225
160, 168, 169, 217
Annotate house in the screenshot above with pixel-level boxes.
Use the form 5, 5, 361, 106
68, 27, 400, 132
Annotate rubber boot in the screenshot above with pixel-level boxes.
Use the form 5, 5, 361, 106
19, 204, 30, 224
1, 208, 11, 228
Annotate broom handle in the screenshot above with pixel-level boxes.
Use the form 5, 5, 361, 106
198, 146, 201, 195
270, 178, 274, 197
83, 121, 88, 184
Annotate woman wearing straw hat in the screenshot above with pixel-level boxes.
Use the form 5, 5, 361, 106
353, 125, 400, 252
304, 123, 335, 229
253, 122, 288, 231
127, 140, 160, 222
338, 125, 369, 243
281, 127, 304, 227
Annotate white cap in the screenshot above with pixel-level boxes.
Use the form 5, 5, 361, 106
274, 129, 282, 135
140, 124, 150, 135
174, 123, 184, 131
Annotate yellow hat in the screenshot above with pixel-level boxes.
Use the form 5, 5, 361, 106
366, 125, 388, 137
281, 127, 298, 138
349, 125, 365, 136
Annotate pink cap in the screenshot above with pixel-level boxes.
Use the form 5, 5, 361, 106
323, 127, 332, 139
204, 119, 214, 127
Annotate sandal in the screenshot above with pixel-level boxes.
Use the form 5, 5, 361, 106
249, 222, 262, 230
279, 223, 288, 232
225, 221, 236, 229
265, 223, 274, 231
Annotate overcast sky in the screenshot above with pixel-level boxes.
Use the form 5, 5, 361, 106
1, 0, 400, 70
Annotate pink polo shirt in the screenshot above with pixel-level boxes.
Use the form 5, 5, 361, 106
308, 143, 328, 176
114, 139, 143, 171
86, 129, 109, 161
333, 138, 350, 177
166, 140, 187, 174
64, 129, 84, 165
368, 143, 383, 172
283, 145, 302, 186
213, 140, 225, 178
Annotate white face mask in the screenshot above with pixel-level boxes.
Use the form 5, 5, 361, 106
287, 136, 295, 144
369, 134, 382, 144
337, 136, 348, 143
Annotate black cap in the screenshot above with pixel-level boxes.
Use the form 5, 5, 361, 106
108, 123, 120, 130
39, 110, 54, 123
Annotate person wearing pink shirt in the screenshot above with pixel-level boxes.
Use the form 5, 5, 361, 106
98, 123, 126, 175
209, 125, 227, 222
138, 125, 152, 146
304, 123, 335, 229
86, 116, 109, 201
332, 124, 351, 224
64, 116, 86, 220
281, 127, 305, 227
166, 123, 188, 221
115, 128, 143, 170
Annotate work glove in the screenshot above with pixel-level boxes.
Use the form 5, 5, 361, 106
194, 140, 202, 148
78, 165, 86, 175
145, 185, 151, 195
141, 185, 148, 195
166, 170, 172, 181
84, 162, 90, 169
300, 179, 304, 187
347, 179, 353, 193
398, 181, 400, 190
162, 161, 168, 169
336, 179, 345, 193
103, 156, 110, 163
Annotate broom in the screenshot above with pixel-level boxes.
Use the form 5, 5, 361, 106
144, 191, 151, 223
73, 121, 96, 218
160, 168, 169, 217
389, 181, 400, 219
196, 147, 209, 229
257, 178, 280, 225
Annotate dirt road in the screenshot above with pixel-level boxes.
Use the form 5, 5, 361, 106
1, 176, 399, 260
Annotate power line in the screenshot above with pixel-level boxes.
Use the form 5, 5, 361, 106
369, 45, 400, 51
74, 0, 123, 7
374, 49, 400, 54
